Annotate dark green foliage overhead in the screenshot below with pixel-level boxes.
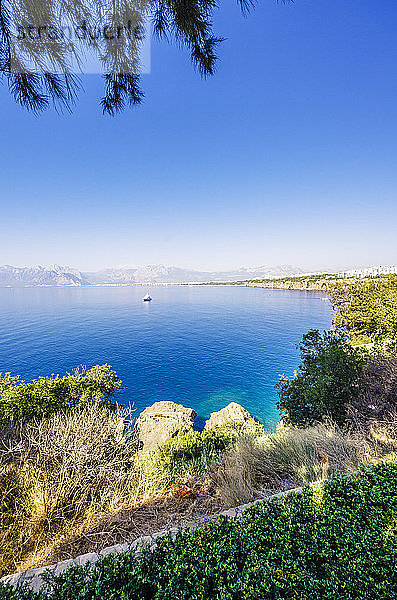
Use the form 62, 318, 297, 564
277, 329, 367, 427
1, 461, 396, 599
0, 364, 122, 424
0, 0, 255, 114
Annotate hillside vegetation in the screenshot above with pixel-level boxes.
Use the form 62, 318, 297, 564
248, 272, 337, 285
331, 274, 397, 347
1, 462, 396, 599
0, 365, 122, 424
1, 275, 397, 597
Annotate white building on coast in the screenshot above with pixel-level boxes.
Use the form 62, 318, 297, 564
337, 265, 397, 279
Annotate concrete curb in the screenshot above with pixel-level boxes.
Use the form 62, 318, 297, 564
0, 486, 300, 593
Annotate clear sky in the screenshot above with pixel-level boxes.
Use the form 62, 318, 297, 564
1, 0, 396, 273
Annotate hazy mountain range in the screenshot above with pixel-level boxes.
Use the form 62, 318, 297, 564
0, 264, 303, 287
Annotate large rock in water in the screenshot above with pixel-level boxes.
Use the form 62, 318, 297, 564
204, 402, 256, 430
134, 401, 197, 452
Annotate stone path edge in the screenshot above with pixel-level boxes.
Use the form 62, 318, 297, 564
0, 487, 301, 593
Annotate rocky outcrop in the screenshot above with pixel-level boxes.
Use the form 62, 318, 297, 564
204, 402, 256, 430
134, 401, 196, 452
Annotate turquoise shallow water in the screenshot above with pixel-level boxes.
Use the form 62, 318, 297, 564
0, 285, 331, 428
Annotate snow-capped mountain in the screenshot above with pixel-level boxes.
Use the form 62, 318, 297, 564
0, 265, 84, 286
0, 264, 302, 286
84, 264, 302, 284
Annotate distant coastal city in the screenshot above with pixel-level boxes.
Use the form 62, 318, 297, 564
337, 265, 397, 279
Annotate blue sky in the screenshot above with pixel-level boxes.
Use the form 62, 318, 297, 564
1, 0, 396, 272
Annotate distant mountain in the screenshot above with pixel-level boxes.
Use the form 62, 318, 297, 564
83, 264, 303, 284
0, 265, 84, 287
0, 264, 302, 287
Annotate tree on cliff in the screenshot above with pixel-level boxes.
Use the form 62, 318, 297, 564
0, 0, 269, 115
277, 329, 367, 427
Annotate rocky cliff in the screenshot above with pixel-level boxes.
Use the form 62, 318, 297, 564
245, 278, 335, 292
133, 401, 258, 452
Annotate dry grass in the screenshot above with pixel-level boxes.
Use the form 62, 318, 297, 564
52, 480, 221, 561
0, 404, 141, 575
1, 405, 397, 578
0, 405, 221, 576
368, 414, 397, 448
212, 421, 377, 506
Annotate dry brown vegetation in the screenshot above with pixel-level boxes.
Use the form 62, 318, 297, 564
1, 402, 397, 578
0, 404, 220, 576
212, 421, 376, 506
348, 355, 397, 430
0, 405, 138, 574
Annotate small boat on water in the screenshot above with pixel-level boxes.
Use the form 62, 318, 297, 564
143, 293, 152, 302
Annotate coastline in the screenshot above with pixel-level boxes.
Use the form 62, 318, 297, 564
0, 279, 334, 290
244, 280, 332, 292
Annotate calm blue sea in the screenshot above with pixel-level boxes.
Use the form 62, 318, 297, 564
0, 285, 331, 428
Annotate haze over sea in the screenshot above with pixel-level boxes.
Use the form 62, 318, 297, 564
0, 286, 331, 428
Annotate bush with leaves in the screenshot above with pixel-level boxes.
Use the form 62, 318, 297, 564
0, 365, 123, 425
331, 275, 397, 347
137, 421, 263, 491
1, 462, 396, 600
277, 329, 367, 427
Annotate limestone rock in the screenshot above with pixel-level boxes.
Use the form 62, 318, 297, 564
134, 401, 196, 452
204, 402, 256, 430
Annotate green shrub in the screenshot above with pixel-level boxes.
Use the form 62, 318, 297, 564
1, 462, 396, 599
0, 586, 43, 600
137, 422, 261, 489
0, 365, 123, 424
331, 275, 397, 347
277, 329, 367, 426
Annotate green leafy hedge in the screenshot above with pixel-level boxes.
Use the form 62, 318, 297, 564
0, 365, 122, 424
1, 462, 396, 599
